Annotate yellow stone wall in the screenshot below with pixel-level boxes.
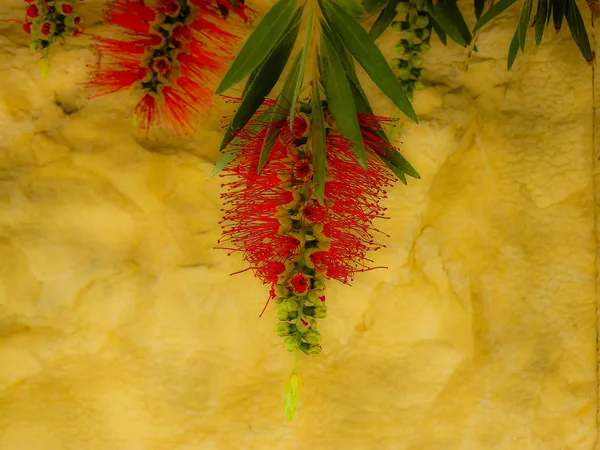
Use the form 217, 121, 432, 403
0, 0, 597, 448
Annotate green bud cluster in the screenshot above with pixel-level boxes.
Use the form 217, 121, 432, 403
271, 146, 330, 357
391, 0, 431, 100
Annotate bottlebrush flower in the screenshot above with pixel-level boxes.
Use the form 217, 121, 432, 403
85, 0, 247, 137
217, 98, 397, 356
1, 0, 84, 53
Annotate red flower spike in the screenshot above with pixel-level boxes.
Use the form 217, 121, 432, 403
86, 0, 244, 137
219, 98, 397, 295
23, 22, 32, 33
61, 4, 73, 14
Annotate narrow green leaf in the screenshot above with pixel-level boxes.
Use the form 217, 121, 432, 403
429, 0, 471, 46
215, 0, 300, 94
322, 22, 418, 180
257, 52, 304, 173
320, 33, 367, 169
473, 0, 518, 33
209, 149, 239, 177
535, 0, 548, 45
310, 84, 327, 205
385, 162, 408, 184
290, 3, 313, 130
320, 0, 417, 123
430, 15, 448, 44
475, 0, 486, 19
564, 0, 593, 61
362, 0, 387, 14
369, 0, 400, 40
518, 0, 533, 51
553, 0, 567, 31
333, 0, 366, 17
507, 28, 520, 70
546, 0, 553, 24
348, 76, 419, 180
219, 17, 301, 151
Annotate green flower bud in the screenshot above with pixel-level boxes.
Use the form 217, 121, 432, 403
395, 2, 410, 14
412, 55, 424, 68
304, 330, 322, 345
300, 342, 322, 356
414, 14, 429, 28
275, 322, 296, 336
397, 68, 411, 81
307, 290, 325, 302
280, 299, 299, 312
276, 285, 291, 297
29, 40, 45, 51
284, 336, 300, 352
415, 80, 426, 91
296, 316, 312, 333
314, 306, 328, 319
278, 309, 298, 321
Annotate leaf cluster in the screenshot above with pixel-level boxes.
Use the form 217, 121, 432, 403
370, 0, 593, 69
213, 0, 421, 200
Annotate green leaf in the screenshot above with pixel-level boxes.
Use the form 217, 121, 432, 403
257, 52, 304, 173
546, 0, 553, 24
320, 0, 417, 123
553, 0, 567, 31
518, 0, 533, 51
507, 28, 520, 70
322, 22, 418, 181
362, 0, 387, 14
348, 75, 419, 181
475, 0, 486, 19
430, 15, 448, 44
320, 33, 368, 169
369, 0, 400, 40
333, 0, 366, 17
219, 16, 301, 151
428, 0, 471, 46
310, 83, 327, 205
290, 3, 313, 130
385, 161, 408, 184
564, 0, 593, 61
535, 0, 548, 45
473, 0, 518, 33
215, 0, 300, 94
209, 149, 239, 177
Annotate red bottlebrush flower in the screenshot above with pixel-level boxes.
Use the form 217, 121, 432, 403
74, 16, 81, 25
27, 4, 39, 18
86, 0, 246, 137
218, 98, 399, 356
61, 4, 73, 14
23, 22, 32, 33
218, 98, 395, 289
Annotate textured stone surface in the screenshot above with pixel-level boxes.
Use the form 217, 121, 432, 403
0, 0, 597, 448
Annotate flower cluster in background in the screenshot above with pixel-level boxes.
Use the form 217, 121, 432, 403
85, 0, 246, 136
21, 0, 83, 51
390, 0, 431, 100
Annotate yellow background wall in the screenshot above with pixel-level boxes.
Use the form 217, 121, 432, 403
0, 0, 598, 448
